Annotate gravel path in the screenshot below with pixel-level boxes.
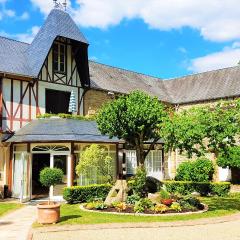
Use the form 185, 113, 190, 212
32, 213, 240, 240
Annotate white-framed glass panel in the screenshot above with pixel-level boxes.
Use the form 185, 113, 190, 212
74, 144, 117, 186
126, 150, 163, 179
12, 152, 30, 201
126, 150, 137, 175
145, 150, 162, 174
0, 148, 4, 182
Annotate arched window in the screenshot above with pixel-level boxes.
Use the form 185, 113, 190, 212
32, 145, 70, 152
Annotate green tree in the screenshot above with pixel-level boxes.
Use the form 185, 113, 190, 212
76, 144, 114, 183
96, 91, 169, 166
163, 100, 240, 159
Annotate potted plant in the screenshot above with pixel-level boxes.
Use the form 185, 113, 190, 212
37, 167, 63, 224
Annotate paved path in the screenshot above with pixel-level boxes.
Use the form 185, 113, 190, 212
0, 205, 36, 240
32, 213, 240, 240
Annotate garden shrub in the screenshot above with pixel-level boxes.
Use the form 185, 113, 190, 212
63, 184, 112, 204
127, 167, 147, 197
210, 182, 231, 197
85, 200, 107, 210
170, 202, 182, 212
164, 181, 230, 196
134, 198, 154, 213
154, 204, 168, 213
175, 158, 214, 182
126, 194, 141, 205
159, 189, 171, 200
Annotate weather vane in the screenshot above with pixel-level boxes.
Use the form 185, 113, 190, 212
53, 0, 67, 11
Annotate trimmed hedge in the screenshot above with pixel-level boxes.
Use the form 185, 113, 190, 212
63, 184, 112, 204
164, 181, 230, 196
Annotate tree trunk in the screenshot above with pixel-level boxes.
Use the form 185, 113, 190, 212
135, 143, 145, 166
212, 151, 219, 182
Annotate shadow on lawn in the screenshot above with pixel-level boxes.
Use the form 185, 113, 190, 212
59, 215, 82, 222
205, 197, 240, 211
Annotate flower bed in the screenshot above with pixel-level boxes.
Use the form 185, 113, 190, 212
81, 202, 208, 216
81, 195, 207, 216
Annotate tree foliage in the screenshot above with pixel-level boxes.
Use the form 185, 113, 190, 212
39, 167, 63, 203
97, 90, 169, 165
217, 146, 240, 168
163, 100, 240, 158
39, 167, 63, 188
75, 144, 114, 183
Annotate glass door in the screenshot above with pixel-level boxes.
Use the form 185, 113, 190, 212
12, 153, 31, 202
52, 155, 68, 196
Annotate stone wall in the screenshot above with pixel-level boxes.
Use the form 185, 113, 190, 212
83, 89, 114, 116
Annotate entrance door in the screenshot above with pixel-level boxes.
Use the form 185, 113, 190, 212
52, 155, 68, 196
32, 154, 50, 199
12, 153, 31, 202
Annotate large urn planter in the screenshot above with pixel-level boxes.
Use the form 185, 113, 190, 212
38, 167, 64, 224
37, 202, 61, 224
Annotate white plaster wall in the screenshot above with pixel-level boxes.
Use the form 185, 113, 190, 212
218, 167, 232, 182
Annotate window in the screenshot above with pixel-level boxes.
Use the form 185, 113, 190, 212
45, 89, 71, 114
126, 150, 163, 175
53, 43, 66, 73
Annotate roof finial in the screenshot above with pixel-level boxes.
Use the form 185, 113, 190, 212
62, 0, 67, 11
53, 0, 67, 11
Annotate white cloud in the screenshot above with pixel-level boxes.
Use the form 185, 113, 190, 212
1, 26, 40, 43
178, 47, 187, 54
4, 9, 15, 17
19, 11, 29, 20
188, 43, 240, 73
29, 0, 240, 42
16, 26, 40, 43
30, 0, 71, 15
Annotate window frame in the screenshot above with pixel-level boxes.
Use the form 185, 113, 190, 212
53, 42, 66, 74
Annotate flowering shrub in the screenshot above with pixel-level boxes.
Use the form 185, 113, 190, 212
170, 202, 182, 212
154, 204, 168, 213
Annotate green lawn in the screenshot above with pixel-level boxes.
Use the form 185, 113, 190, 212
35, 193, 240, 226
0, 203, 23, 217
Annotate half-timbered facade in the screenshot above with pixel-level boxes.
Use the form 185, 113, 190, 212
1, 7, 240, 201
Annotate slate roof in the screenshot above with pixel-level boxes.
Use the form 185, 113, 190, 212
0, 8, 240, 104
89, 61, 172, 103
7, 118, 122, 143
0, 8, 88, 78
163, 66, 240, 104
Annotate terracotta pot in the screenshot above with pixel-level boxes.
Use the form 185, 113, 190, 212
161, 199, 173, 206
37, 202, 61, 224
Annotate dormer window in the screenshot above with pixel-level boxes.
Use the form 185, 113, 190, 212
53, 43, 66, 73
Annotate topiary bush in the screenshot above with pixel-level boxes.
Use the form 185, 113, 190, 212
164, 181, 230, 196
39, 167, 63, 204
63, 184, 112, 204
175, 158, 214, 182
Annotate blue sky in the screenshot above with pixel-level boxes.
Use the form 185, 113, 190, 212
1, 0, 240, 79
